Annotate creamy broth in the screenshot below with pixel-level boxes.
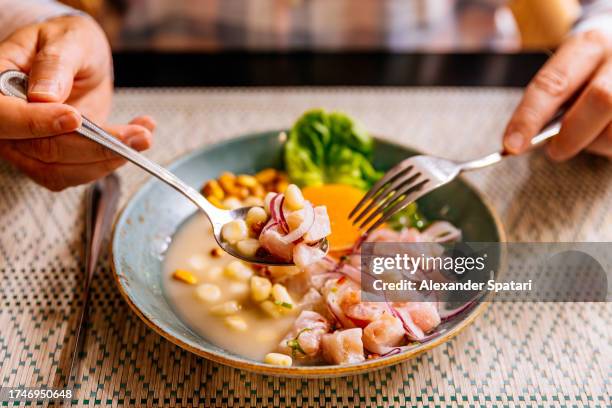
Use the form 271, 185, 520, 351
163, 212, 297, 360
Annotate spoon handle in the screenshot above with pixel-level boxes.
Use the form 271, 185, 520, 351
0, 70, 221, 220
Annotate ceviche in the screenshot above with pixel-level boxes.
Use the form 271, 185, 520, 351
164, 109, 465, 367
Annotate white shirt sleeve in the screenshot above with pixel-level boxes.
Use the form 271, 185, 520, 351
0, 0, 82, 41
573, 0, 612, 36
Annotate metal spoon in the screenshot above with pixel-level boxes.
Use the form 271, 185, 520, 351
0, 70, 327, 265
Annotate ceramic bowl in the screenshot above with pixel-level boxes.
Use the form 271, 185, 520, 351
111, 131, 505, 377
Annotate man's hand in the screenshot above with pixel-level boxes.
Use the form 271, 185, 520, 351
0, 15, 154, 191
503, 30, 612, 160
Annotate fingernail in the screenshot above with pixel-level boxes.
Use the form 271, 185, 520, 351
54, 112, 79, 132
546, 141, 562, 161
504, 132, 524, 153
30, 79, 60, 97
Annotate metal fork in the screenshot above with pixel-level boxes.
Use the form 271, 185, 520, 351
349, 112, 564, 233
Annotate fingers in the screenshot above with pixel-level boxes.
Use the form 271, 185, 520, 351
585, 123, 612, 159
503, 31, 611, 154
27, 30, 86, 103
11, 122, 152, 164
129, 115, 157, 133
0, 96, 81, 138
547, 60, 612, 161
0, 142, 126, 191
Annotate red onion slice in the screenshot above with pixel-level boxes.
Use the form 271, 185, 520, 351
277, 196, 289, 233
387, 304, 425, 341
279, 201, 314, 244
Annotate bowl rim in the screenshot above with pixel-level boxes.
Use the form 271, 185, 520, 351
110, 130, 507, 377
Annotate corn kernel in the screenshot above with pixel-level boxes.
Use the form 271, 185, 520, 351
264, 353, 292, 367
271, 284, 293, 305
221, 219, 248, 244
236, 238, 261, 257
218, 172, 237, 194
208, 196, 224, 209
172, 269, 197, 285
236, 187, 250, 200
276, 180, 289, 194
224, 316, 248, 332
202, 180, 225, 200
203, 265, 223, 281
236, 174, 258, 188
260, 300, 282, 318
188, 254, 208, 270
224, 261, 254, 281
285, 210, 304, 231
250, 276, 272, 302
228, 281, 249, 297
195, 283, 221, 303
263, 192, 276, 215
246, 207, 268, 227
249, 184, 266, 198
255, 168, 277, 184
222, 197, 243, 210
284, 184, 305, 211
210, 300, 241, 316
243, 196, 264, 207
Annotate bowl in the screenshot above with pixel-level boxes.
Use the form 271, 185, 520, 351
111, 130, 505, 377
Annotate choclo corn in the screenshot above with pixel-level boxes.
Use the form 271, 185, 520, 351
187, 254, 208, 270
227, 281, 249, 297
224, 261, 254, 281
264, 353, 292, 367
259, 300, 282, 318
236, 238, 261, 257
250, 276, 272, 302
271, 284, 293, 306
284, 184, 305, 210
246, 207, 268, 227
221, 219, 248, 244
210, 300, 241, 316
236, 174, 258, 188
195, 283, 221, 303
224, 316, 248, 332
286, 211, 304, 231
203, 265, 223, 281
172, 269, 197, 285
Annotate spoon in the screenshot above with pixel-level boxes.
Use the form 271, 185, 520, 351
0, 70, 328, 266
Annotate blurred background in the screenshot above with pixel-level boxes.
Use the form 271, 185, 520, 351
61, 0, 586, 52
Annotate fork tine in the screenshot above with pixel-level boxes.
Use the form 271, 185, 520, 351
348, 160, 414, 219
365, 180, 429, 234
352, 171, 421, 226
357, 175, 425, 230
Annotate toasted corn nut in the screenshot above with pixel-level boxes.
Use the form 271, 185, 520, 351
260, 300, 282, 318
210, 248, 224, 258
255, 168, 277, 184
208, 196, 224, 209
224, 316, 248, 332
249, 184, 266, 198
236, 187, 250, 200
276, 180, 289, 194
210, 300, 241, 316
236, 238, 261, 257
218, 172, 237, 194
224, 261, 254, 281
284, 184, 305, 211
203, 266, 223, 281
172, 269, 197, 285
237, 174, 258, 188
195, 283, 221, 303
202, 180, 225, 200
222, 197, 243, 210
221, 220, 248, 244
250, 276, 272, 302
271, 284, 293, 305
264, 353, 292, 367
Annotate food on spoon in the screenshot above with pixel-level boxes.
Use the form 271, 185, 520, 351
221, 183, 332, 266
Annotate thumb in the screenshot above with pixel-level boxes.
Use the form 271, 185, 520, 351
27, 34, 84, 103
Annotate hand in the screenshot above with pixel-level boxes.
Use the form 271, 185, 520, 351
503, 30, 612, 160
0, 15, 154, 191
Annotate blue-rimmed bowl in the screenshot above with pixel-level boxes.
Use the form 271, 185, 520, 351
111, 131, 505, 377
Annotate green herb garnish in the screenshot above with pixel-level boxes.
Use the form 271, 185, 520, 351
274, 301, 293, 309
286, 328, 312, 357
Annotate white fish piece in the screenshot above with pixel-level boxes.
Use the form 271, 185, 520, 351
362, 314, 405, 355
321, 328, 365, 365
278, 310, 330, 359
303, 206, 331, 243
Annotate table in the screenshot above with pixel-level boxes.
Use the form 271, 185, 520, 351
1, 86, 610, 407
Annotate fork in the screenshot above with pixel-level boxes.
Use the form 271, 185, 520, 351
349, 112, 564, 233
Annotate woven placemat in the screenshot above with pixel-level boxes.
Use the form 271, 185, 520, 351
0, 87, 610, 407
